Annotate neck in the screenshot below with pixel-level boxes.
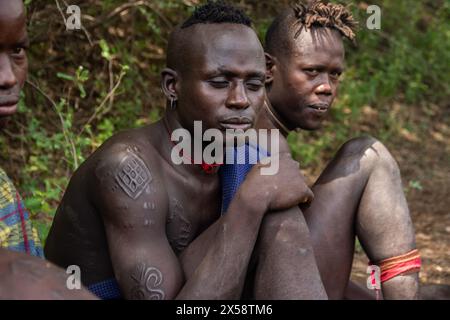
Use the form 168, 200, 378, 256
162, 113, 222, 176
262, 100, 291, 137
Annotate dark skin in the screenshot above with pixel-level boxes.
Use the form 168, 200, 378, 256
0, 248, 96, 299
45, 23, 326, 300
256, 26, 419, 299
264, 28, 344, 132
0, 0, 28, 124
0, 0, 96, 300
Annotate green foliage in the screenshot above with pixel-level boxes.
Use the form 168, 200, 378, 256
409, 180, 424, 191
2, 0, 447, 244
346, 0, 449, 106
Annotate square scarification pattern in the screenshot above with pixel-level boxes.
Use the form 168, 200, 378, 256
116, 154, 152, 199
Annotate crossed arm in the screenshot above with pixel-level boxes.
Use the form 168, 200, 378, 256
92, 148, 270, 300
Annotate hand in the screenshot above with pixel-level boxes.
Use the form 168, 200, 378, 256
244, 152, 314, 212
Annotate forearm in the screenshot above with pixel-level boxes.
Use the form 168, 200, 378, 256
176, 187, 266, 300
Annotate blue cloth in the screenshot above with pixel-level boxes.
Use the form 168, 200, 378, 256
220, 143, 269, 214
88, 278, 122, 300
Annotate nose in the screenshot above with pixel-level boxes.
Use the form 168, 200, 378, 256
225, 81, 250, 110
0, 54, 17, 90
314, 74, 332, 96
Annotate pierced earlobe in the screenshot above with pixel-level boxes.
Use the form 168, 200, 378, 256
161, 67, 179, 103
170, 97, 178, 110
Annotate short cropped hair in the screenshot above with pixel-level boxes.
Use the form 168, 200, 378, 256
181, 0, 252, 29
167, 0, 253, 71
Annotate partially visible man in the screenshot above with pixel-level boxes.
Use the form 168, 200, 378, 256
0, 248, 96, 299
256, 0, 420, 299
0, 0, 42, 257
0, 0, 96, 300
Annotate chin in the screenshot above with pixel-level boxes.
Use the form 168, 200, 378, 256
297, 121, 324, 131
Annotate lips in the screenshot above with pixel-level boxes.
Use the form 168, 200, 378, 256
308, 103, 329, 111
219, 117, 253, 131
0, 95, 19, 117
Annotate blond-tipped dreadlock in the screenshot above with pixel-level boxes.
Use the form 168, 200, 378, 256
292, 0, 357, 41
265, 0, 358, 57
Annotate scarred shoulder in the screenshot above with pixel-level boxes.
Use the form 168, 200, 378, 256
91, 127, 159, 181
88, 126, 161, 180
85, 125, 169, 223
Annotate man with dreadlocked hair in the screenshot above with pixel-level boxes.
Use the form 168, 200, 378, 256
45, 0, 327, 300
254, 0, 420, 299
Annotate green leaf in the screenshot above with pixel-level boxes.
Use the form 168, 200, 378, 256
56, 72, 75, 81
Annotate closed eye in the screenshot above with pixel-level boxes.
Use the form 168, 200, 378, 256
208, 78, 229, 88
246, 79, 264, 91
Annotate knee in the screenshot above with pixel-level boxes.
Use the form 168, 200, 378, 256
339, 136, 380, 160
339, 136, 399, 172
260, 208, 311, 247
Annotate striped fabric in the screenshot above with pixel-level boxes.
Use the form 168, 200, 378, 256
0, 167, 44, 257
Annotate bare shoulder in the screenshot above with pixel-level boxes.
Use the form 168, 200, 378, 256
92, 126, 162, 191
88, 126, 169, 225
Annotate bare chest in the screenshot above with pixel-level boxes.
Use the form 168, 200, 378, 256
164, 179, 221, 255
